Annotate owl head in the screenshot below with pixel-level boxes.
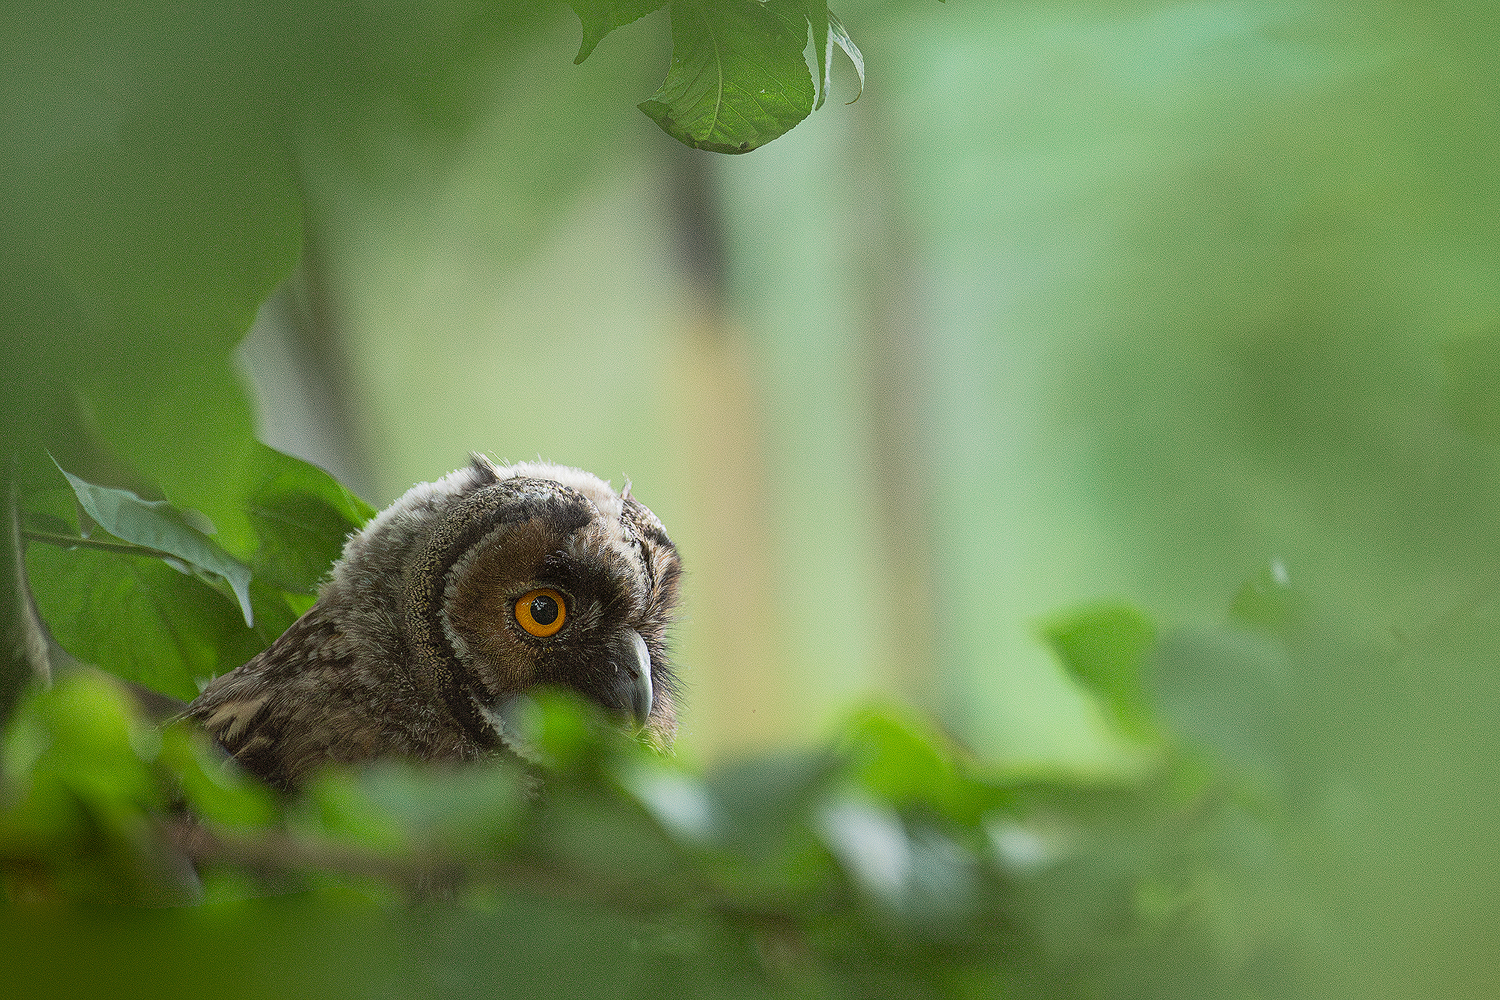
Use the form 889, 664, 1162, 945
189, 456, 682, 788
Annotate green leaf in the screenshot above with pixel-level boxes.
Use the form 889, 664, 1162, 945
1042, 603, 1159, 743
24, 545, 269, 700
807, 2, 830, 111
295, 769, 411, 855
158, 720, 279, 829
3, 670, 156, 806
247, 580, 307, 649
54, 461, 255, 626
521, 687, 641, 773
840, 705, 1015, 826
698, 750, 844, 900
570, 0, 666, 64
242, 444, 374, 596
815, 795, 982, 933
620, 761, 720, 844
702, 748, 838, 844
347, 761, 527, 852
639, 0, 820, 153
826, 11, 863, 105
804, 5, 864, 111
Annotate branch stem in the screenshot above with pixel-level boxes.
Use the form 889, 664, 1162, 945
21, 529, 162, 558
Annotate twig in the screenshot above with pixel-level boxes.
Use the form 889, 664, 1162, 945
156, 814, 811, 931
21, 529, 163, 558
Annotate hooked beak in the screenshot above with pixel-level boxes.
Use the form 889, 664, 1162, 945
605, 629, 654, 727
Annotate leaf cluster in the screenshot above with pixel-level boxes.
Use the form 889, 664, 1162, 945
19, 450, 373, 703
0, 668, 1265, 1000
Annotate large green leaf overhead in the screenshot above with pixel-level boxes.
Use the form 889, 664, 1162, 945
573, 0, 864, 153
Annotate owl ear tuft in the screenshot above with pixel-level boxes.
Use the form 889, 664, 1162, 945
469, 453, 501, 484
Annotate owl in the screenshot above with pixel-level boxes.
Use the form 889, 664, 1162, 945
187, 456, 682, 790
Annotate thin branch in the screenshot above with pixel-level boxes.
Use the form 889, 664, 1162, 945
157, 814, 808, 930
1, 467, 52, 719
21, 529, 162, 558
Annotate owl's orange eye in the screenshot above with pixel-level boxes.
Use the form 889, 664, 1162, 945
514, 588, 567, 638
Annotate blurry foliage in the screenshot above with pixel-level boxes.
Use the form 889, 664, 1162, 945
0, 601, 1333, 1000
2, 1, 1499, 998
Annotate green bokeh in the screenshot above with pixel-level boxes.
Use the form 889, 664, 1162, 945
6, 1, 1500, 994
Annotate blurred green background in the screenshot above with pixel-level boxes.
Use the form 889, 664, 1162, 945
233, 0, 1500, 772
5, 0, 1500, 992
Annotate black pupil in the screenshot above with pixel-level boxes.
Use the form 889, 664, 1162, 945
530, 594, 559, 626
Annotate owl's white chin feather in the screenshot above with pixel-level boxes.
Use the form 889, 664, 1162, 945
477, 693, 543, 764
